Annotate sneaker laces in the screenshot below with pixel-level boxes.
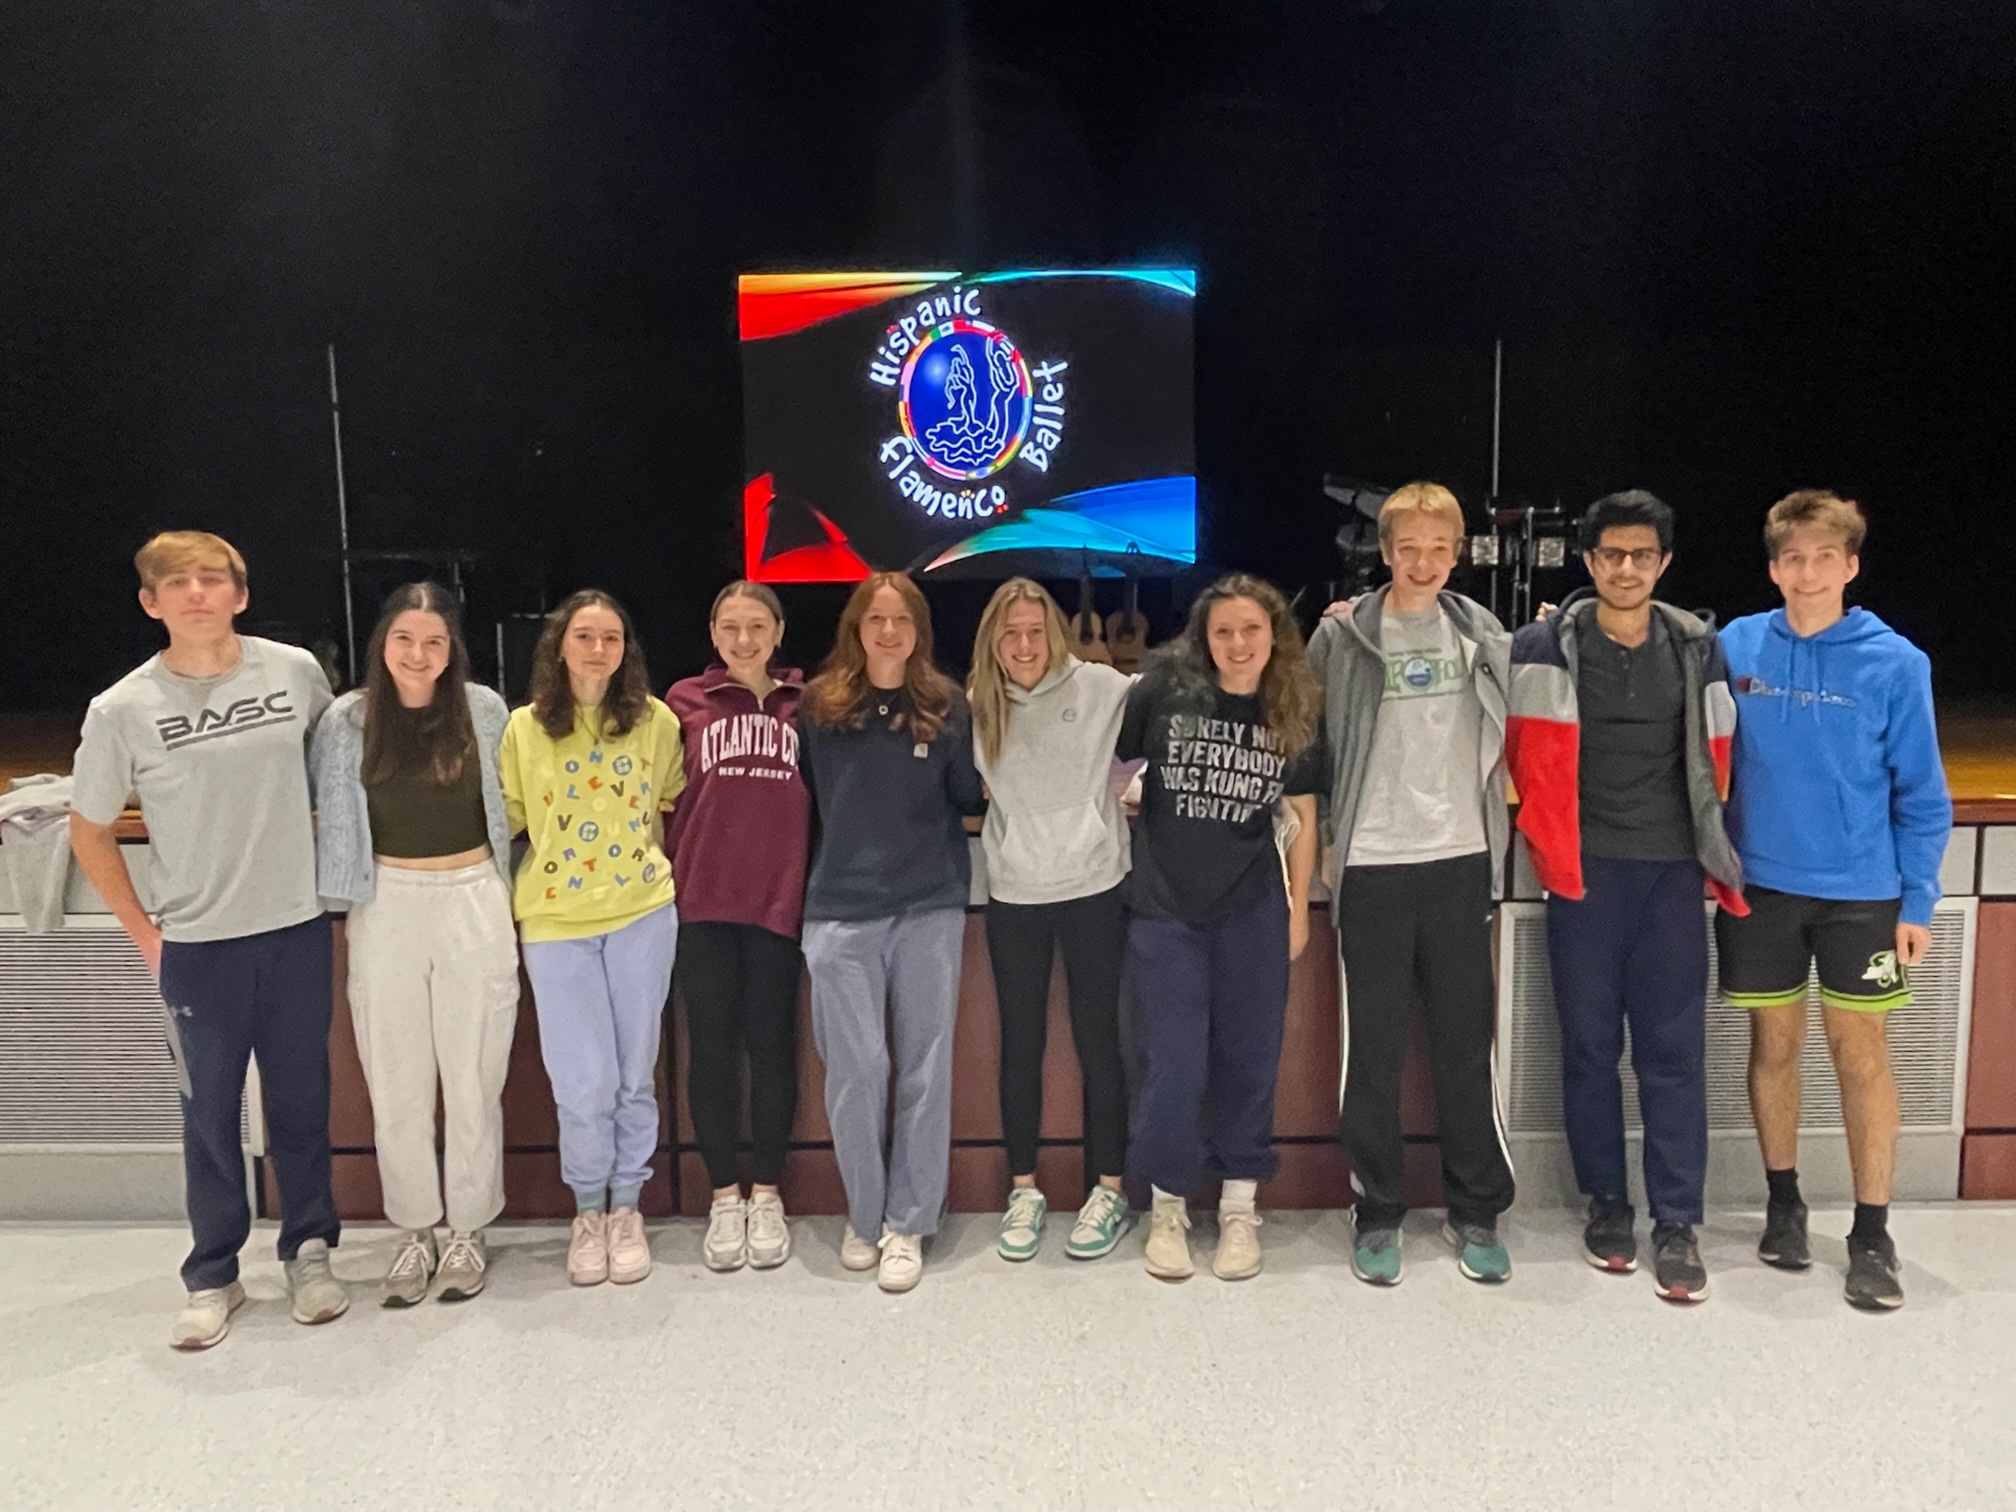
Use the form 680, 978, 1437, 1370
1151, 1203, 1191, 1234
1004, 1187, 1045, 1231
1078, 1186, 1125, 1228
748, 1196, 787, 1244
879, 1230, 921, 1265
438, 1235, 485, 1275
707, 1200, 745, 1240
608, 1209, 646, 1250
387, 1236, 432, 1281
1221, 1208, 1263, 1239
291, 1243, 335, 1281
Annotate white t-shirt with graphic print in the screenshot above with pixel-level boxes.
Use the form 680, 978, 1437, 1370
1346, 606, 1488, 868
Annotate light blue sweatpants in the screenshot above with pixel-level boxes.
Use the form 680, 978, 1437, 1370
522, 902, 678, 1210
803, 908, 965, 1241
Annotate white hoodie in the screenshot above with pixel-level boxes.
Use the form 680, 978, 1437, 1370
975, 658, 1134, 906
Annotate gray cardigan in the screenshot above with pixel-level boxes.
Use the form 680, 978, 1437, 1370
1304, 585, 1513, 900
308, 684, 513, 908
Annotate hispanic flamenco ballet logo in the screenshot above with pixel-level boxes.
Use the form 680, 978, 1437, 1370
899, 319, 1032, 479
871, 285, 1068, 520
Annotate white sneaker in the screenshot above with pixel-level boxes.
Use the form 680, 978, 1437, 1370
170, 1281, 246, 1351
1143, 1192, 1194, 1280
568, 1211, 610, 1286
1213, 1207, 1264, 1281
381, 1230, 437, 1309
285, 1238, 350, 1325
747, 1191, 792, 1269
704, 1195, 748, 1272
878, 1230, 924, 1293
840, 1224, 881, 1272
607, 1207, 652, 1284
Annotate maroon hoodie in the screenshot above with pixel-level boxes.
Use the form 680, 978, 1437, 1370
664, 663, 810, 939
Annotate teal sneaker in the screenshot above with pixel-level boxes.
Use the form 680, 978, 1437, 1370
1351, 1219, 1403, 1287
1065, 1185, 1129, 1261
998, 1186, 1047, 1262
1443, 1220, 1511, 1284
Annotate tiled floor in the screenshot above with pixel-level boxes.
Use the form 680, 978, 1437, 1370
7, 1204, 2016, 1511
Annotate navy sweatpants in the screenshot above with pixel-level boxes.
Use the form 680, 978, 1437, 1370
1126, 878, 1290, 1196
160, 915, 339, 1291
1545, 856, 1708, 1224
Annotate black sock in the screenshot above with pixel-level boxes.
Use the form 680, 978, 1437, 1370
1766, 1168, 1802, 1207
1852, 1202, 1889, 1241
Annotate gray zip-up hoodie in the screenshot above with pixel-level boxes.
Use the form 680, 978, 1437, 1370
1304, 585, 1512, 899
974, 658, 1134, 905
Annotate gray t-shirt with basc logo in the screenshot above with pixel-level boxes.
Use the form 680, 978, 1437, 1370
1346, 606, 1488, 867
71, 636, 333, 943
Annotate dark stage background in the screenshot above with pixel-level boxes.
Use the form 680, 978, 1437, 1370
3, 2, 2013, 708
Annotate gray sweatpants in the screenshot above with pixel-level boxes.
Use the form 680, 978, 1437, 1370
802, 908, 965, 1241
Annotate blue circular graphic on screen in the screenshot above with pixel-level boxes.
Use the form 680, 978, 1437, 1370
1401, 657, 1435, 691
898, 318, 1034, 480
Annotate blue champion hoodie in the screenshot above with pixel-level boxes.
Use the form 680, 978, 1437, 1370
1721, 606, 1951, 925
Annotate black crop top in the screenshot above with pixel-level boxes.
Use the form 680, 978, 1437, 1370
365, 759, 489, 859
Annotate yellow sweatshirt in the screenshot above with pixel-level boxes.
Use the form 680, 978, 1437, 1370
501, 698, 686, 943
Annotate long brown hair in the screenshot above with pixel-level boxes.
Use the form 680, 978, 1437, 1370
1153, 573, 1320, 756
803, 572, 956, 744
968, 577, 1072, 765
359, 582, 477, 785
528, 589, 653, 741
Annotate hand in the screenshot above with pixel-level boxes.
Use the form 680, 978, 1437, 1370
132, 921, 164, 979
1535, 601, 1558, 622
1322, 597, 1358, 624
1288, 906, 1310, 962
1896, 922, 1931, 968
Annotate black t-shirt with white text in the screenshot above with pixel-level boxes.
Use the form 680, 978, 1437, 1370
1115, 665, 1325, 922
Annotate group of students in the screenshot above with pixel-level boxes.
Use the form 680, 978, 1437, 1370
65, 476, 1950, 1351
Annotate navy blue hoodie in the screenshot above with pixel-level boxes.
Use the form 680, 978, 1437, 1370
1721, 607, 1951, 925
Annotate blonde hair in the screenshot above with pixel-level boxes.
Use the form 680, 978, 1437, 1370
1378, 481, 1466, 549
134, 531, 247, 592
1765, 489, 1866, 559
968, 578, 1073, 765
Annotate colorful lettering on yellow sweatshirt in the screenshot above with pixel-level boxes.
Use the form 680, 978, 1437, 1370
500, 699, 686, 942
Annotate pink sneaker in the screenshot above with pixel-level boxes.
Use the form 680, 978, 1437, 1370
568, 1211, 609, 1286
607, 1207, 652, 1284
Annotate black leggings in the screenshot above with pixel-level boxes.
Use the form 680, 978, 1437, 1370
676, 921, 802, 1189
984, 885, 1129, 1184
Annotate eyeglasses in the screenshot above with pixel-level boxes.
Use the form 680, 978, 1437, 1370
1590, 547, 1664, 571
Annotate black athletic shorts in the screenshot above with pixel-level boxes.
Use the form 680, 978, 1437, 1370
1714, 886, 1910, 1013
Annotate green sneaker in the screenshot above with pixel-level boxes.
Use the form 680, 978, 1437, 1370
1351, 1218, 1403, 1286
998, 1186, 1047, 1261
1065, 1185, 1129, 1261
1443, 1220, 1511, 1284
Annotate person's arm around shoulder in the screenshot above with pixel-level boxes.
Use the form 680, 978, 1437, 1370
943, 695, 987, 816
499, 707, 531, 839
1886, 644, 1952, 964
67, 702, 160, 976
650, 697, 686, 813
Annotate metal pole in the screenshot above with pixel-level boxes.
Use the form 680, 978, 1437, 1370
327, 343, 356, 687
494, 622, 507, 698
1490, 337, 1503, 499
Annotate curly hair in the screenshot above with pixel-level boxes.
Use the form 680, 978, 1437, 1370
803, 572, 957, 745
527, 589, 653, 741
1150, 573, 1320, 756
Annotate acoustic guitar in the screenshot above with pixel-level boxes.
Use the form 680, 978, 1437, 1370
1104, 574, 1148, 674
1070, 570, 1112, 665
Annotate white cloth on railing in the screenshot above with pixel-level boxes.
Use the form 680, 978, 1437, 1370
0, 774, 76, 933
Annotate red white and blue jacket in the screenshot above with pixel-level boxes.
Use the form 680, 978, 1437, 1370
1505, 591, 1747, 914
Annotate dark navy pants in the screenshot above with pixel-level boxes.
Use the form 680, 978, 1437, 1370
160, 915, 339, 1290
1545, 856, 1709, 1224
1126, 877, 1289, 1197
